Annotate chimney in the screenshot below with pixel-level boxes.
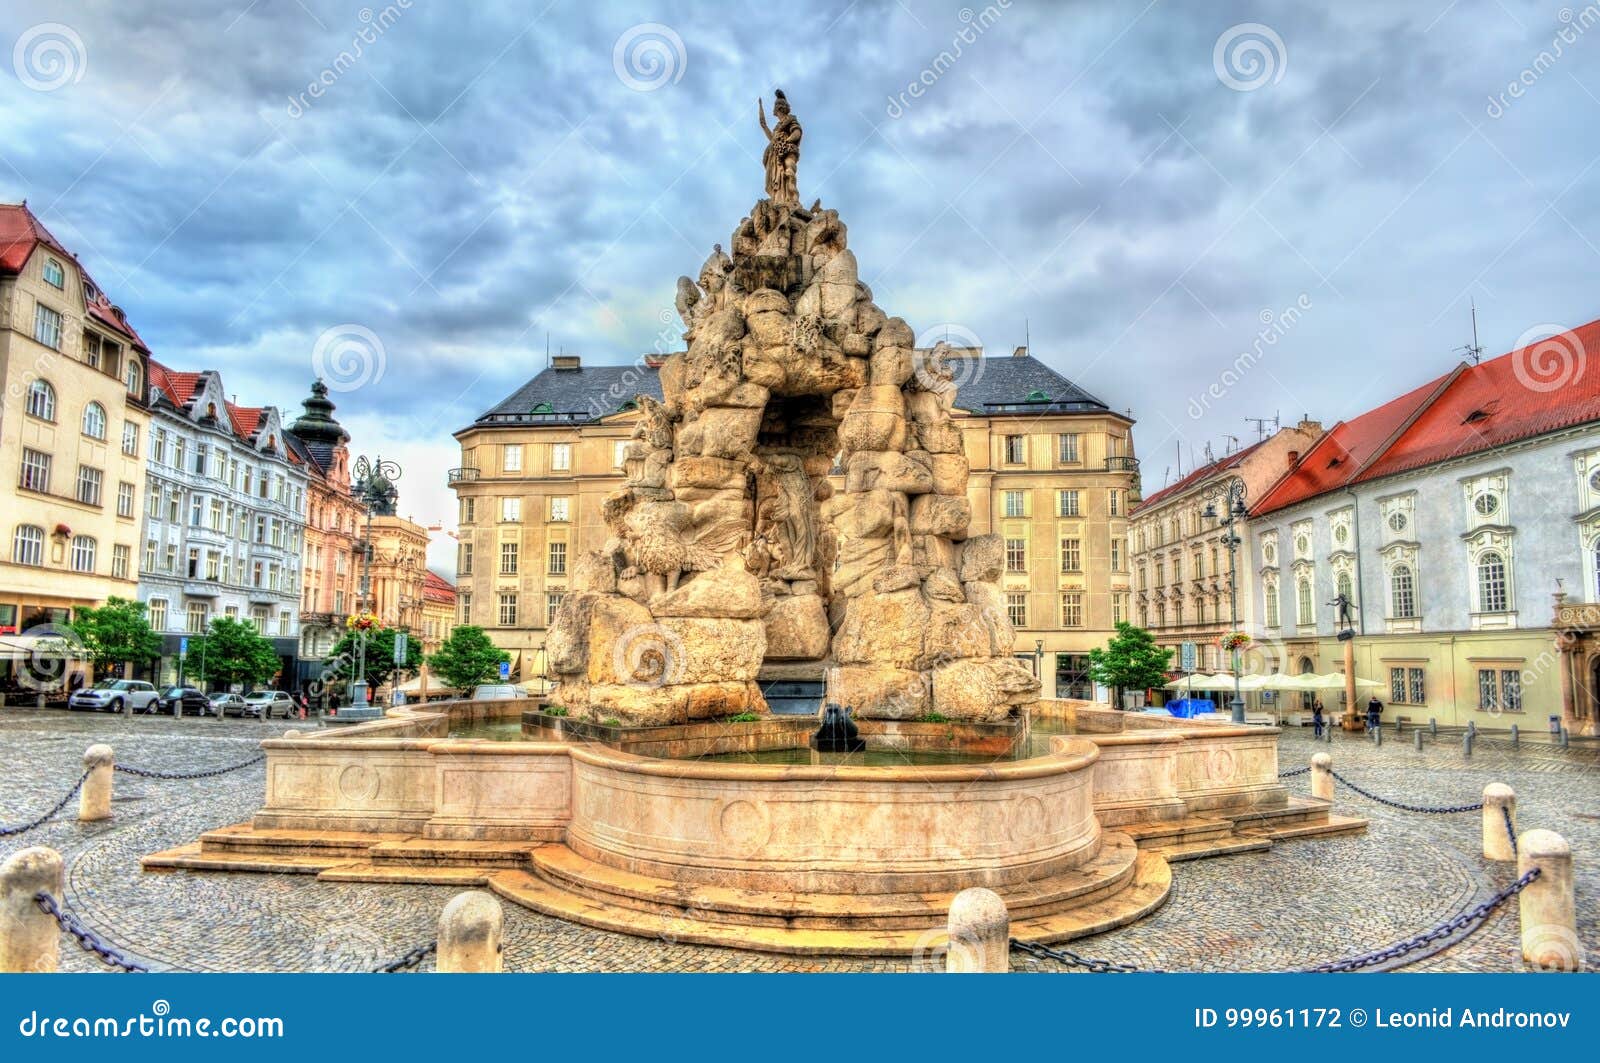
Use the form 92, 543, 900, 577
1012, 345, 1028, 358
552, 354, 581, 371
1286, 450, 1301, 468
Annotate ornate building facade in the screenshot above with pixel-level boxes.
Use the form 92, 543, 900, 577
137, 362, 308, 686
0, 204, 150, 658
1248, 320, 1600, 733
421, 570, 457, 655
449, 348, 1139, 697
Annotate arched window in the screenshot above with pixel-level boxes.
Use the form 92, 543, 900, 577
26, 380, 55, 420
1593, 538, 1600, 602
70, 535, 97, 573
81, 402, 107, 439
1336, 571, 1353, 605
1264, 580, 1280, 628
12, 525, 45, 566
1296, 577, 1313, 625
124, 358, 142, 397
1390, 564, 1416, 619
1476, 551, 1508, 613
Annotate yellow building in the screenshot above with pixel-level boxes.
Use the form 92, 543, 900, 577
420, 570, 457, 655
365, 515, 430, 635
0, 203, 150, 653
450, 348, 1139, 696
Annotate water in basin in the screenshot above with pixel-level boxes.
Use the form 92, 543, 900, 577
447, 721, 528, 742
691, 747, 1008, 766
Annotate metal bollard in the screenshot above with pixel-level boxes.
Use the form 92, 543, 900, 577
436, 890, 503, 973
1310, 752, 1334, 803
1559, 727, 1569, 750
1518, 830, 1579, 971
1467, 719, 1476, 738
78, 745, 113, 823
0, 846, 63, 973
1463, 731, 1474, 759
946, 887, 1010, 973
1481, 784, 1516, 861
1372, 724, 1382, 747
1414, 729, 1424, 752
1429, 717, 1437, 735
1395, 718, 1404, 736
1509, 724, 1519, 749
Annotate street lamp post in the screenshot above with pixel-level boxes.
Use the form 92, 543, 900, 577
343, 455, 402, 722
1203, 479, 1249, 725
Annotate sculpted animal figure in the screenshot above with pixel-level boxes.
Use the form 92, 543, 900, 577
617, 498, 717, 598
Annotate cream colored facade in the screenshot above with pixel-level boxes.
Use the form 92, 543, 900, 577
1128, 423, 1321, 676
0, 207, 149, 645
451, 352, 1139, 696
366, 515, 429, 635
420, 571, 457, 655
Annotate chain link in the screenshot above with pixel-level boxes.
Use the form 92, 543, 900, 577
34, 892, 150, 973
0, 770, 89, 838
1011, 937, 1157, 973
1502, 805, 1518, 855
374, 940, 435, 973
1302, 868, 1539, 973
1327, 769, 1483, 813
115, 753, 265, 780
1278, 766, 1310, 778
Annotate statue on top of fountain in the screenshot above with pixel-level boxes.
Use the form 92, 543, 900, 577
758, 90, 802, 207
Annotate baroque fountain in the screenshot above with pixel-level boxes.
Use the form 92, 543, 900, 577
146, 93, 1364, 955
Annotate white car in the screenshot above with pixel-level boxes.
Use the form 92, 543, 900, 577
240, 691, 296, 719
68, 679, 160, 713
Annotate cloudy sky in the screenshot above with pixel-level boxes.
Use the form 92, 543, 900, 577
4, 0, 1597, 574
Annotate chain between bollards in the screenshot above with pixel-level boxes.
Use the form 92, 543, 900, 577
0, 771, 90, 838
1010, 937, 1155, 973
114, 753, 265, 780
1327, 768, 1483, 813
374, 940, 436, 973
33, 892, 149, 973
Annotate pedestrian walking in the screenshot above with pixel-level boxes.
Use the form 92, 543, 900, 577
1365, 695, 1382, 733
1311, 701, 1325, 739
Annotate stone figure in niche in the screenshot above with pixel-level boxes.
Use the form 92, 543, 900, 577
758, 90, 802, 206
753, 452, 817, 580
674, 276, 701, 333
632, 395, 675, 452
699, 243, 732, 302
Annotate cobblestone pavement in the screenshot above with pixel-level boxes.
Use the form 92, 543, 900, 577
1, 708, 1594, 974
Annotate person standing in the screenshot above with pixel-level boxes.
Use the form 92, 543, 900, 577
1366, 695, 1382, 733
1311, 701, 1325, 739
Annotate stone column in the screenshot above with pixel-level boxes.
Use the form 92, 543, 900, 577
1556, 635, 1578, 733
0, 847, 63, 973
1517, 829, 1578, 971
1310, 752, 1333, 802
437, 890, 503, 973
946, 887, 1009, 973
1481, 783, 1515, 862
1341, 638, 1357, 729
78, 744, 114, 823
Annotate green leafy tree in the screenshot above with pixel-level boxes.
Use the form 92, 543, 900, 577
182, 617, 282, 690
325, 627, 421, 692
1087, 622, 1173, 709
426, 625, 511, 691
71, 597, 162, 678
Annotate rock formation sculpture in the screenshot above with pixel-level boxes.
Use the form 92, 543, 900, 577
548, 91, 1040, 726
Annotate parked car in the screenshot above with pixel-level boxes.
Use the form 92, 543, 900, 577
240, 690, 296, 719
206, 692, 249, 718
68, 679, 160, 713
157, 686, 210, 716
471, 684, 529, 701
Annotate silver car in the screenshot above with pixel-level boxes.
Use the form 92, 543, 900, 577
206, 693, 249, 718
68, 679, 160, 713
241, 691, 296, 719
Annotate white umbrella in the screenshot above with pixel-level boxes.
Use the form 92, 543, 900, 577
1303, 672, 1382, 690
1162, 673, 1235, 691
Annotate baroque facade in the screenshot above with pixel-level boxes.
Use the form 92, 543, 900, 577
1248, 321, 1600, 733
450, 348, 1138, 699
137, 362, 308, 686
0, 204, 150, 664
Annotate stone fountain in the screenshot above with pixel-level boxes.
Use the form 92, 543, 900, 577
144, 94, 1365, 958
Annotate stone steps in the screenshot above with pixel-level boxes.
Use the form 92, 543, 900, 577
1116, 817, 1234, 847
1237, 814, 1369, 843
527, 833, 1141, 930
487, 849, 1174, 956
366, 839, 539, 870
1144, 835, 1273, 863
317, 864, 494, 886
196, 823, 405, 859
142, 842, 352, 875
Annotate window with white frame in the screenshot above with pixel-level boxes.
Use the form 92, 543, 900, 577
43, 258, 65, 288
1058, 490, 1079, 516
122, 421, 139, 456
116, 481, 135, 518
1296, 577, 1313, 626
111, 544, 130, 579
1006, 592, 1027, 627
546, 591, 564, 627
148, 598, 168, 630
1264, 577, 1280, 628
20, 449, 50, 493
1005, 538, 1026, 572
501, 497, 521, 522
1003, 490, 1026, 518
614, 441, 628, 468
26, 379, 55, 420
500, 541, 518, 575
1060, 592, 1083, 628
550, 443, 571, 471
12, 525, 45, 566
1059, 538, 1081, 572
548, 541, 567, 575
502, 444, 523, 473
70, 535, 96, 572
1475, 550, 1509, 613
76, 466, 103, 506
33, 305, 62, 350
1389, 666, 1425, 705
1004, 436, 1025, 464
1389, 563, 1416, 619
1477, 668, 1523, 713
497, 593, 518, 626
81, 402, 107, 439
1057, 433, 1080, 463
550, 497, 570, 522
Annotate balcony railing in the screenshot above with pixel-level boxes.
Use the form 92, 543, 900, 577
1106, 455, 1141, 472
447, 467, 480, 484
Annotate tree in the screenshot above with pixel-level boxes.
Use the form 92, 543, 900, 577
1087, 622, 1173, 709
325, 627, 421, 692
182, 617, 282, 690
71, 597, 162, 678
427, 626, 510, 691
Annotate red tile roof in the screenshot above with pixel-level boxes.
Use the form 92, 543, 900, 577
1134, 438, 1268, 512
1355, 319, 1600, 483
148, 360, 200, 405
0, 203, 147, 349
423, 570, 456, 604
227, 402, 262, 440
1253, 369, 1459, 516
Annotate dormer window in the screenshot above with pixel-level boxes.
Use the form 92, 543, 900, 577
1025, 388, 1050, 402
531, 402, 554, 415
43, 259, 65, 288
1473, 492, 1500, 517
1463, 409, 1489, 424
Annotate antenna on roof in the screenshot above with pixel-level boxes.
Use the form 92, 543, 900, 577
1245, 413, 1280, 442
1224, 434, 1240, 455
1025, 317, 1030, 354
545, 332, 551, 369
1203, 441, 1215, 464
1456, 300, 1484, 365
